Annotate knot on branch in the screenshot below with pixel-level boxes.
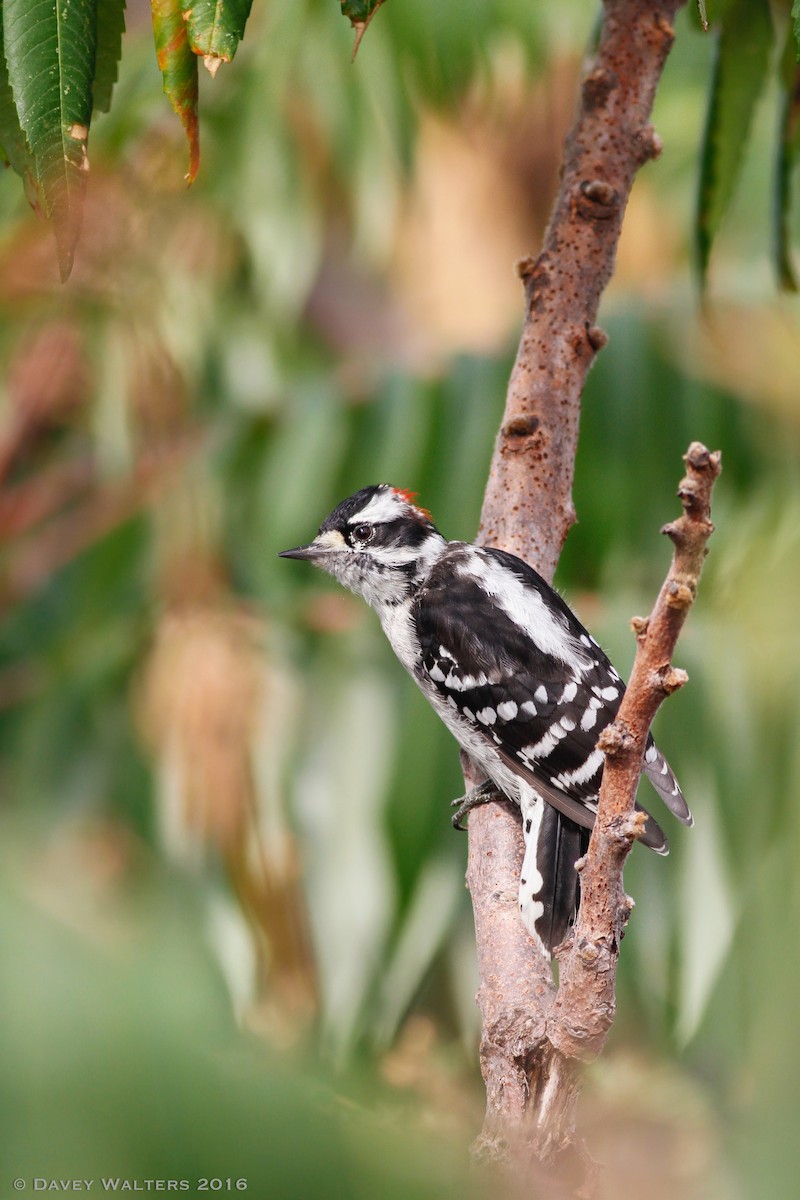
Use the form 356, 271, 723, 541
630, 614, 649, 638
686, 441, 721, 473
552, 998, 615, 1043
596, 720, 631, 758
665, 578, 695, 609
577, 179, 619, 220
586, 324, 608, 352
676, 443, 722, 519
516, 254, 550, 307
503, 413, 540, 439
608, 809, 648, 849
581, 66, 617, 111
636, 124, 663, 164
482, 1004, 546, 1060
676, 478, 704, 515
653, 665, 688, 695
613, 894, 635, 944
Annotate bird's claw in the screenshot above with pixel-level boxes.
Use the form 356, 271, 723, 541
451, 779, 502, 831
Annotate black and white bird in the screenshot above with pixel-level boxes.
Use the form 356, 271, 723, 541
280, 485, 692, 956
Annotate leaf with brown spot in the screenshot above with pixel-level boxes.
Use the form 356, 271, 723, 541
185, 0, 253, 75
339, 0, 389, 59
4, 0, 97, 281
150, 0, 200, 183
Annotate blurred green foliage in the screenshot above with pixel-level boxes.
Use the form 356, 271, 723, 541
0, 2, 799, 1197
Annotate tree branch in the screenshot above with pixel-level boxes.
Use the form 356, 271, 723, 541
542, 442, 720, 1133
465, 0, 690, 1174
477, 0, 683, 579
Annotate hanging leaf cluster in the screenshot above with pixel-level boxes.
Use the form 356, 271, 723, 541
696, 0, 800, 289
0, 0, 392, 282
0, 0, 258, 281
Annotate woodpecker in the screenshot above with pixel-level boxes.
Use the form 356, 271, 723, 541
280, 485, 692, 955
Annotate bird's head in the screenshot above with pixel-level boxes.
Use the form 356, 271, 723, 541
279, 485, 446, 607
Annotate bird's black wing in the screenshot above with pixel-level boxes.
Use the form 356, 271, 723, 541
412, 543, 669, 851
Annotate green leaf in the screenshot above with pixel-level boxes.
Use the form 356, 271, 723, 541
0, 16, 41, 211
185, 0, 253, 75
695, 0, 773, 286
774, 29, 800, 290
4, 0, 98, 282
793, 0, 800, 60
93, 0, 127, 114
150, 0, 200, 184
339, 0, 389, 59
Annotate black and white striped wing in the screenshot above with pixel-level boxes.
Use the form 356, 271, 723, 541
413, 545, 685, 848
411, 544, 693, 953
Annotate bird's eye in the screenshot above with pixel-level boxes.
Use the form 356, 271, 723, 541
352, 523, 373, 544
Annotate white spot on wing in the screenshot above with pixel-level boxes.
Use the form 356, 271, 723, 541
580, 706, 597, 732
477, 707, 497, 726
561, 681, 578, 703
535, 685, 548, 704
497, 700, 518, 722
555, 748, 604, 789
522, 728, 562, 761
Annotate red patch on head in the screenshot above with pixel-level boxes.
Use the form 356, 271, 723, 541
392, 487, 432, 522
392, 487, 417, 505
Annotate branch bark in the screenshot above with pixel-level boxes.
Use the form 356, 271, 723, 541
476, 0, 683, 579
547, 444, 721, 1069
465, 0, 696, 1179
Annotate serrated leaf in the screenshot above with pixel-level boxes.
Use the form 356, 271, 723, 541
695, 0, 773, 286
0, 17, 41, 212
339, 0, 388, 59
150, 0, 199, 183
93, 0, 127, 114
4, 0, 97, 282
185, 0, 253, 76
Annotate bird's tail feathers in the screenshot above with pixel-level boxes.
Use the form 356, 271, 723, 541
644, 738, 693, 826
519, 798, 588, 957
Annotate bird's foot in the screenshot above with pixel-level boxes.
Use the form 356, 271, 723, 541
451, 779, 503, 831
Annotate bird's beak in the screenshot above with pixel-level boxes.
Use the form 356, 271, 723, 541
278, 543, 321, 561
278, 530, 344, 561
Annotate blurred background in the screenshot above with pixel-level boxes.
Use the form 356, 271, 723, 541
1, 1, 798, 1196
